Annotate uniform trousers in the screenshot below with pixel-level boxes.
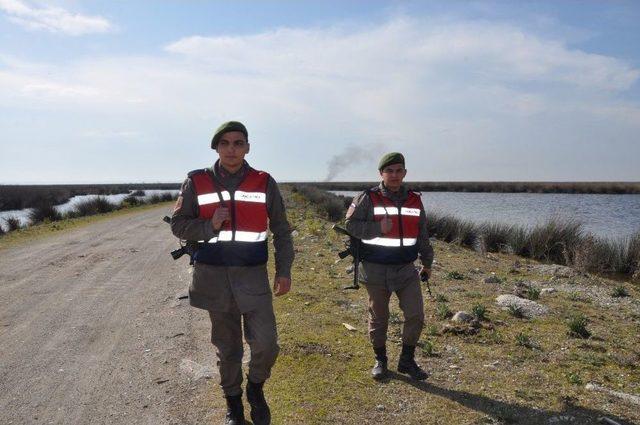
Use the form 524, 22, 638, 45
362, 261, 425, 348
208, 301, 279, 396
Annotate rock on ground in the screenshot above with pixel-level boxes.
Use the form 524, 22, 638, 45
495, 294, 549, 318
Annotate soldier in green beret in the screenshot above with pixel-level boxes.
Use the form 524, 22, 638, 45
345, 152, 434, 380
171, 121, 294, 425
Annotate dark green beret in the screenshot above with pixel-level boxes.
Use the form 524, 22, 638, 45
378, 152, 405, 171
211, 121, 248, 149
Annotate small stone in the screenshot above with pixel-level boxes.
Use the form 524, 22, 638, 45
541, 287, 556, 294
451, 311, 473, 323
375, 404, 385, 412
495, 294, 549, 318
342, 323, 357, 332
291, 230, 299, 237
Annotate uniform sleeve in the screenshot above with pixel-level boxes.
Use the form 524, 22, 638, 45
170, 177, 218, 242
417, 209, 434, 268
266, 176, 294, 279
344, 191, 382, 240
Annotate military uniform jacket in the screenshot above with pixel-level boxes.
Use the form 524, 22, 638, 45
171, 160, 294, 312
345, 183, 434, 292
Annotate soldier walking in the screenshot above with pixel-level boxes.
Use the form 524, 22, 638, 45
345, 152, 434, 380
171, 121, 294, 425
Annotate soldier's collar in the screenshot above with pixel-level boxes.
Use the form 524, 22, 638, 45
379, 182, 406, 196
214, 160, 249, 178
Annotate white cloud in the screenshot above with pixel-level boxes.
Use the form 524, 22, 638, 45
1, 16, 639, 182
0, 0, 112, 35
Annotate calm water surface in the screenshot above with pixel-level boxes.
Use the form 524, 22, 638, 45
334, 191, 640, 240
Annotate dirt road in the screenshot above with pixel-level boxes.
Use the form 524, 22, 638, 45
0, 206, 221, 424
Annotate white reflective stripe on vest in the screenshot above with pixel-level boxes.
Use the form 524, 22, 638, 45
362, 237, 418, 247
234, 191, 266, 203
401, 207, 421, 216
235, 231, 267, 242
373, 206, 399, 215
205, 230, 267, 243
198, 191, 231, 205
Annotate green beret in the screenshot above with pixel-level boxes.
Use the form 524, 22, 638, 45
378, 152, 405, 171
211, 121, 248, 149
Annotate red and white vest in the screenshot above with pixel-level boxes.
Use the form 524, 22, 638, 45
189, 167, 269, 266
361, 188, 423, 264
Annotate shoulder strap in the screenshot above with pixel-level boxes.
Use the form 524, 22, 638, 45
205, 168, 228, 208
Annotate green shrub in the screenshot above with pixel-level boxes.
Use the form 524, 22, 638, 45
122, 195, 141, 207
447, 271, 465, 280
472, 303, 487, 321
291, 185, 349, 221
567, 313, 590, 339
481, 222, 512, 253
567, 372, 582, 385
419, 340, 435, 357
4, 216, 22, 231
436, 303, 452, 320
425, 324, 438, 336
73, 197, 116, 216
508, 304, 524, 319
435, 294, 448, 303
515, 332, 532, 348
525, 287, 541, 301
29, 201, 62, 223
611, 285, 629, 298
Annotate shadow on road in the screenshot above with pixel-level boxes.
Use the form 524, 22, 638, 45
386, 371, 636, 425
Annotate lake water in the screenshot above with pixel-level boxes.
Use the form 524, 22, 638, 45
333, 191, 640, 240
0, 190, 179, 231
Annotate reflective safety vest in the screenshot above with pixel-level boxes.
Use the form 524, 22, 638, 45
189, 168, 269, 266
360, 189, 423, 265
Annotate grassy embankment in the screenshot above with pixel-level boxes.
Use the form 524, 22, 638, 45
233, 186, 640, 424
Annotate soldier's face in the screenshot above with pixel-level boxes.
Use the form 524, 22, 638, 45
379, 163, 406, 191
216, 131, 250, 170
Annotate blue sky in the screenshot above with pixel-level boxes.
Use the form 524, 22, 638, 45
1, 1, 639, 183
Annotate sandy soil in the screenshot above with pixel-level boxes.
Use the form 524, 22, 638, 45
0, 206, 221, 425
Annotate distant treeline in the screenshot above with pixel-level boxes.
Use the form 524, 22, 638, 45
0, 183, 180, 212
296, 181, 640, 194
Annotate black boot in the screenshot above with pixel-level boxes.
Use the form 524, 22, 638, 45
371, 346, 388, 380
224, 394, 245, 425
397, 344, 427, 381
246, 379, 271, 425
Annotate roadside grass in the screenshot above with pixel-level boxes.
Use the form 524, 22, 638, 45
0, 201, 174, 250
219, 187, 640, 424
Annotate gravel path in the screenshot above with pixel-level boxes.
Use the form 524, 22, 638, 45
0, 206, 220, 425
